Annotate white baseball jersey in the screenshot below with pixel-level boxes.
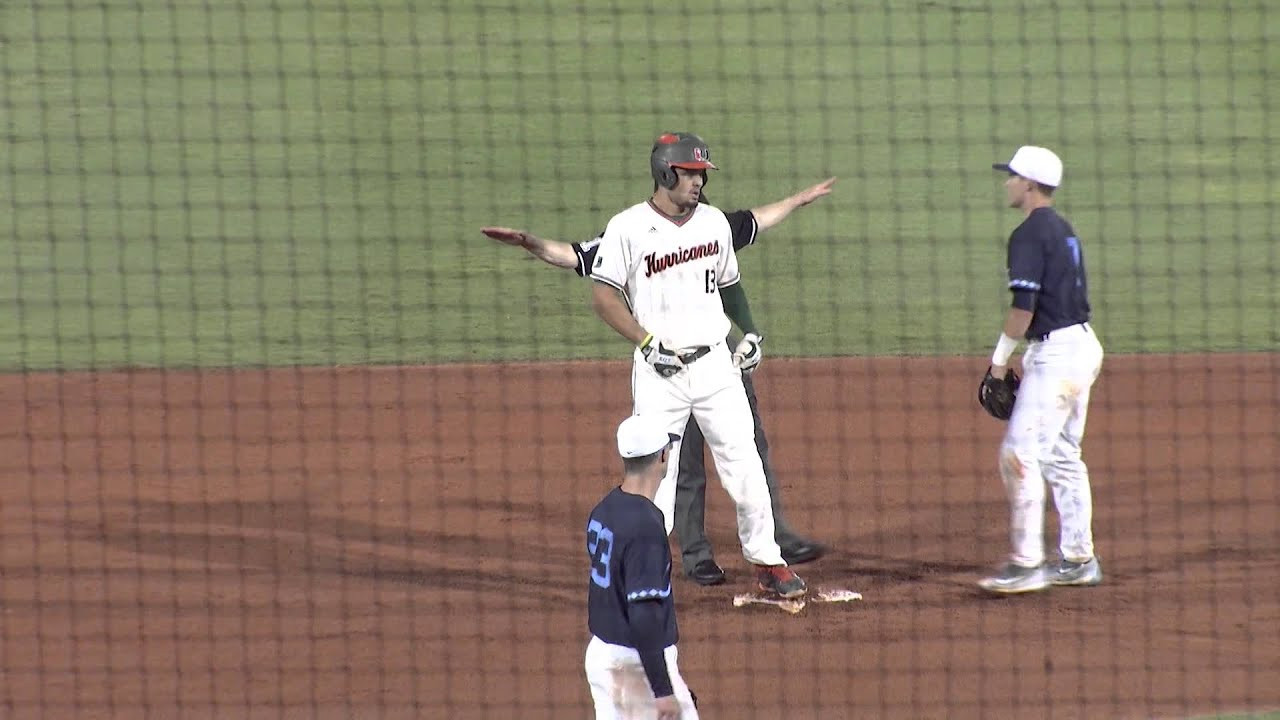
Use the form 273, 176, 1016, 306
590, 200, 742, 348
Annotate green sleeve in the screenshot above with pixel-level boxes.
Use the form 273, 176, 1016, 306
719, 281, 759, 336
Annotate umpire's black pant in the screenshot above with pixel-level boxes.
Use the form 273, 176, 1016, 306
672, 372, 802, 569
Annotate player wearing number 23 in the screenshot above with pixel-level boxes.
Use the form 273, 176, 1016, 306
585, 414, 699, 719
978, 145, 1106, 595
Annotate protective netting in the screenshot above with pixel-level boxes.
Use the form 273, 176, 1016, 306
1, 1, 1275, 718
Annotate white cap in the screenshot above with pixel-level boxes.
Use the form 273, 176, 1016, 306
616, 414, 680, 458
993, 145, 1063, 188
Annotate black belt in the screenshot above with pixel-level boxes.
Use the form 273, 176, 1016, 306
1031, 322, 1088, 342
677, 346, 712, 364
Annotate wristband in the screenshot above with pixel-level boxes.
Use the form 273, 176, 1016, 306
639, 333, 654, 351
991, 333, 1018, 366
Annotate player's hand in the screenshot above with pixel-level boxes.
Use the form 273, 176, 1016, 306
654, 694, 680, 720
480, 226, 531, 248
792, 177, 837, 207
640, 334, 683, 378
731, 332, 764, 374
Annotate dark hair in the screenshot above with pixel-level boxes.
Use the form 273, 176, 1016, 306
1008, 170, 1056, 197
622, 448, 664, 474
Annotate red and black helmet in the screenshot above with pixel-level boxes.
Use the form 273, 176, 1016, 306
650, 132, 718, 189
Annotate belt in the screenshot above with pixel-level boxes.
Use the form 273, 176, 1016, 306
1031, 322, 1089, 342
677, 346, 712, 364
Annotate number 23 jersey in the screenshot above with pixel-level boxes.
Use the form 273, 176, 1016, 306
585, 487, 678, 650
590, 201, 757, 349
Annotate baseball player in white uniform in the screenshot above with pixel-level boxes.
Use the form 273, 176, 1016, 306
977, 145, 1106, 594
589, 132, 806, 599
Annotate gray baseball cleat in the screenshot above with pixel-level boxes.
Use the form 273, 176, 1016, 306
977, 563, 1050, 594
1049, 557, 1103, 586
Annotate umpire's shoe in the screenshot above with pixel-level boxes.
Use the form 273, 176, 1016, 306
977, 562, 1049, 594
756, 566, 807, 599
781, 540, 827, 565
687, 559, 726, 586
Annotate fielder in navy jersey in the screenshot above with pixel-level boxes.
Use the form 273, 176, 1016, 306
978, 145, 1106, 595
481, 178, 834, 586
584, 414, 697, 719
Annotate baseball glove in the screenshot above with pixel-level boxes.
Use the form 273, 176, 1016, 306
977, 366, 1021, 420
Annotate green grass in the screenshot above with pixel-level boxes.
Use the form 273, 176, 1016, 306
0, 0, 1275, 369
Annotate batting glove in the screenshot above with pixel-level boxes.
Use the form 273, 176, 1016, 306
640, 334, 684, 378
731, 333, 764, 374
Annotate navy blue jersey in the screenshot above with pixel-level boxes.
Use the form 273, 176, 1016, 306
574, 209, 758, 277
586, 487, 678, 650
1006, 207, 1092, 339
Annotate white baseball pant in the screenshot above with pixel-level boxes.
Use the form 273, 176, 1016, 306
584, 636, 700, 719
999, 322, 1105, 567
630, 341, 786, 567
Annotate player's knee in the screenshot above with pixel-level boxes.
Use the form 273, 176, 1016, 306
1043, 454, 1086, 484
713, 436, 758, 464
1050, 443, 1083, 464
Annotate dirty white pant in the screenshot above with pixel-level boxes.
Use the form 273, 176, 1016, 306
630, 342, 785, 566
584, 636, 700, 719
999, 323, 1105, 567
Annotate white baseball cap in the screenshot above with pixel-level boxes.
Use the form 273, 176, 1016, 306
993, 145, 1063, 188
616, 414, 680, 458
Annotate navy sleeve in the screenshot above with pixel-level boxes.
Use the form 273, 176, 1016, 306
725, 210, 759, 252
572, 232, 604, 277
620, 533, 671, 604
622, 523, 675, 698
631, 605, 674, 698
1006, 228, 1043, 312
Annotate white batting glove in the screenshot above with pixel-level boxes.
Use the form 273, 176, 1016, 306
731, 333, 764, 374
640, 334, 684, 378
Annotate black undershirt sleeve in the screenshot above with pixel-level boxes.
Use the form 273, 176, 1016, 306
1011, 288, 1037, 312
1006, 228, 1044, 312
628, 601, 674, 697
725, 210, 759, 251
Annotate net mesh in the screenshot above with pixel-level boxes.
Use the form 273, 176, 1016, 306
1, 1, 1276, 718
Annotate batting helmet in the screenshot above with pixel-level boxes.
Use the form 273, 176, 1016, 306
650, 132, 718, 189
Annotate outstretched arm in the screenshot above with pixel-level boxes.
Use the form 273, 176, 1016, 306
750, 177, 837, 232
480, 227, 577, 270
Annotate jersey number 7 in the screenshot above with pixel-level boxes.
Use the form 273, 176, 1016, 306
1065, 236, 1083, 287
587, 520, 614, 588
